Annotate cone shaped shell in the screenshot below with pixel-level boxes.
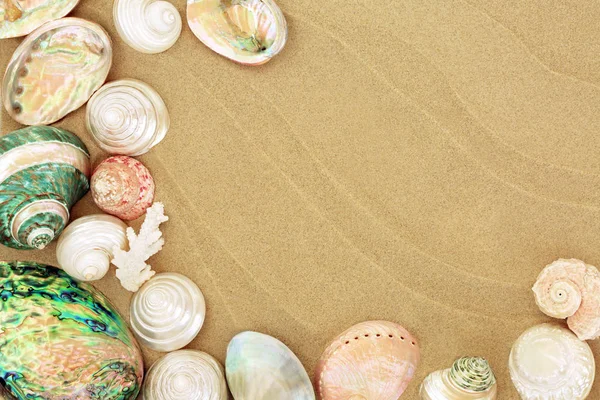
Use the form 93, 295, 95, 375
86, 79, 169, 156
2, 18, 112, 125
143, 350, 228, 400
420, 357, 497, 400
56, 214, 127, 281
0, 0, 80, 39
226, 331, 316, 399
91, 156, 155, 221
508, 323, 595, 400
187, 0, 288, 65
0, 126, 90, 250
130, 273, 206, 352
315, 320, 420, 400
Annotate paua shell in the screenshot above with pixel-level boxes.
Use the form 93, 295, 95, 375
91, 156, 155, 221
0, 126, 90, 250
315, 320, 420, 400
420, 357, 497, 400
2, 17, 112, 126
226, 331, 315, 399
508, 323, 594, 400
143, 350, 228, 400
0, 262, 144, 399
0, 0, 79, 39
131, 273, 206, 352
187, 0, 288, 65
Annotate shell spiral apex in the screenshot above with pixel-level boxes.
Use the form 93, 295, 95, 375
114, 0, 182, 54
420, 357, 497, 399
131, 273, 206, 352
532, 258, 600, 340
0, 126, 90, 250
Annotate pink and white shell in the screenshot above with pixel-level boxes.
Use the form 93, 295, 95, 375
91, 156, 155, 221
315, 320, 420, 400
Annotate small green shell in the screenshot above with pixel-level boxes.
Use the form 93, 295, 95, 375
449, 356, 496, 392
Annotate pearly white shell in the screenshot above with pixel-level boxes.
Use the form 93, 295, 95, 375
86, 79, 169, 156
56, 214, 127, 281
113, 0, 182, 54
130, 272, 205, 352
420, 357, 497, 400
508, 323, 595, 400
226, 331, 315, 400
143, 350, 228, 400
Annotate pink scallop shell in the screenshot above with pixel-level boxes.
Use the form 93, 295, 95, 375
315, 321, 420, 400
91, 156, 155, 221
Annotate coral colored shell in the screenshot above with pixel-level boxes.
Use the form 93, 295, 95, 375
508, 323, 594, 400
187, 0, 288, 65
56, 214, 127, 281
0, 0, 79, 39
130, 273, 206, 352
226, 331, 315, 399
114, 0, 182, 54
0, 126, 90, 250
0, 262, 143, 398
143, 350, 228, 400
420, 357, 497, 400
315, 320, 420, 400
532, 258, 600, 340
91, 156, 155, 221
2, 18, 112, 125
86, 79, 169, 155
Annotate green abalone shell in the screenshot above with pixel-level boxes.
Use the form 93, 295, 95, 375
0, 262, 143, 399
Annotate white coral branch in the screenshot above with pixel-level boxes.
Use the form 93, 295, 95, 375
111, 202, 169, 292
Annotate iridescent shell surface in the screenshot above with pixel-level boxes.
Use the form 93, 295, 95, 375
0, 0, 79, 39
187, 0, 288, 65
420, 357, 497, 400
143, 350, 228, 400
508, 323, 595, 400
315, 320, 420, 400
91, 156, 155, 221
226, 331, 315, 399
0, 262, 144, 399
2, 17, 112, 125
0, 126, 90, 250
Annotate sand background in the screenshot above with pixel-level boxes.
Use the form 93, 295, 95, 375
2, 0, 600, 398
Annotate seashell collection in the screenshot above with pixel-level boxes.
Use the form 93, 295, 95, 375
0, 2, 598, 399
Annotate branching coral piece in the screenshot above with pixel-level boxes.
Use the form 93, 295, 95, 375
112, 202, 169, 292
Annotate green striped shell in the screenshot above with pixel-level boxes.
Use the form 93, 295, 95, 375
0, 126, 90, 250
449, 357, 496, 392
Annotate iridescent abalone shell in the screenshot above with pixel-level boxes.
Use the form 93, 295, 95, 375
0, 262, 144, 399
187, 0, 287, 65
2, 17, 112, 126
0, 0, 79, 39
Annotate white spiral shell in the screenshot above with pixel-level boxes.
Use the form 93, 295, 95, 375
130, 272, 206, 352
86, 79, 169, 156
56, 214, 127, 281
113, 0, 182, 54
143, 350, 228, 400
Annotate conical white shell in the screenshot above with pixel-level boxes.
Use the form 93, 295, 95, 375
56, 214, 127, 281
130, 272, 205, 352
508, 323, 595, 400
143, 350, 228, 400
226, 331, 315, 400
420, 357, 497, 400
114, 0, 182, 54
86, 79, 169, 156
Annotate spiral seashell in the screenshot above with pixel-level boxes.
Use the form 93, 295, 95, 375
86, 79, 169, 156
0, 0, 80, 39
532, 258, 600, 340
143, 350, 227, 400
130, 273, 206, 352
187, 0, 288, 65
0, 126, 90, 250
56, 214, 127, 281
91, 156, 155, 221
114, 0, 182, 54
420, 357, 497, 400
508, 323, 595, 400
226, 331, 315, 399
3, 17, 112, 125
315, 320, 420, 400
